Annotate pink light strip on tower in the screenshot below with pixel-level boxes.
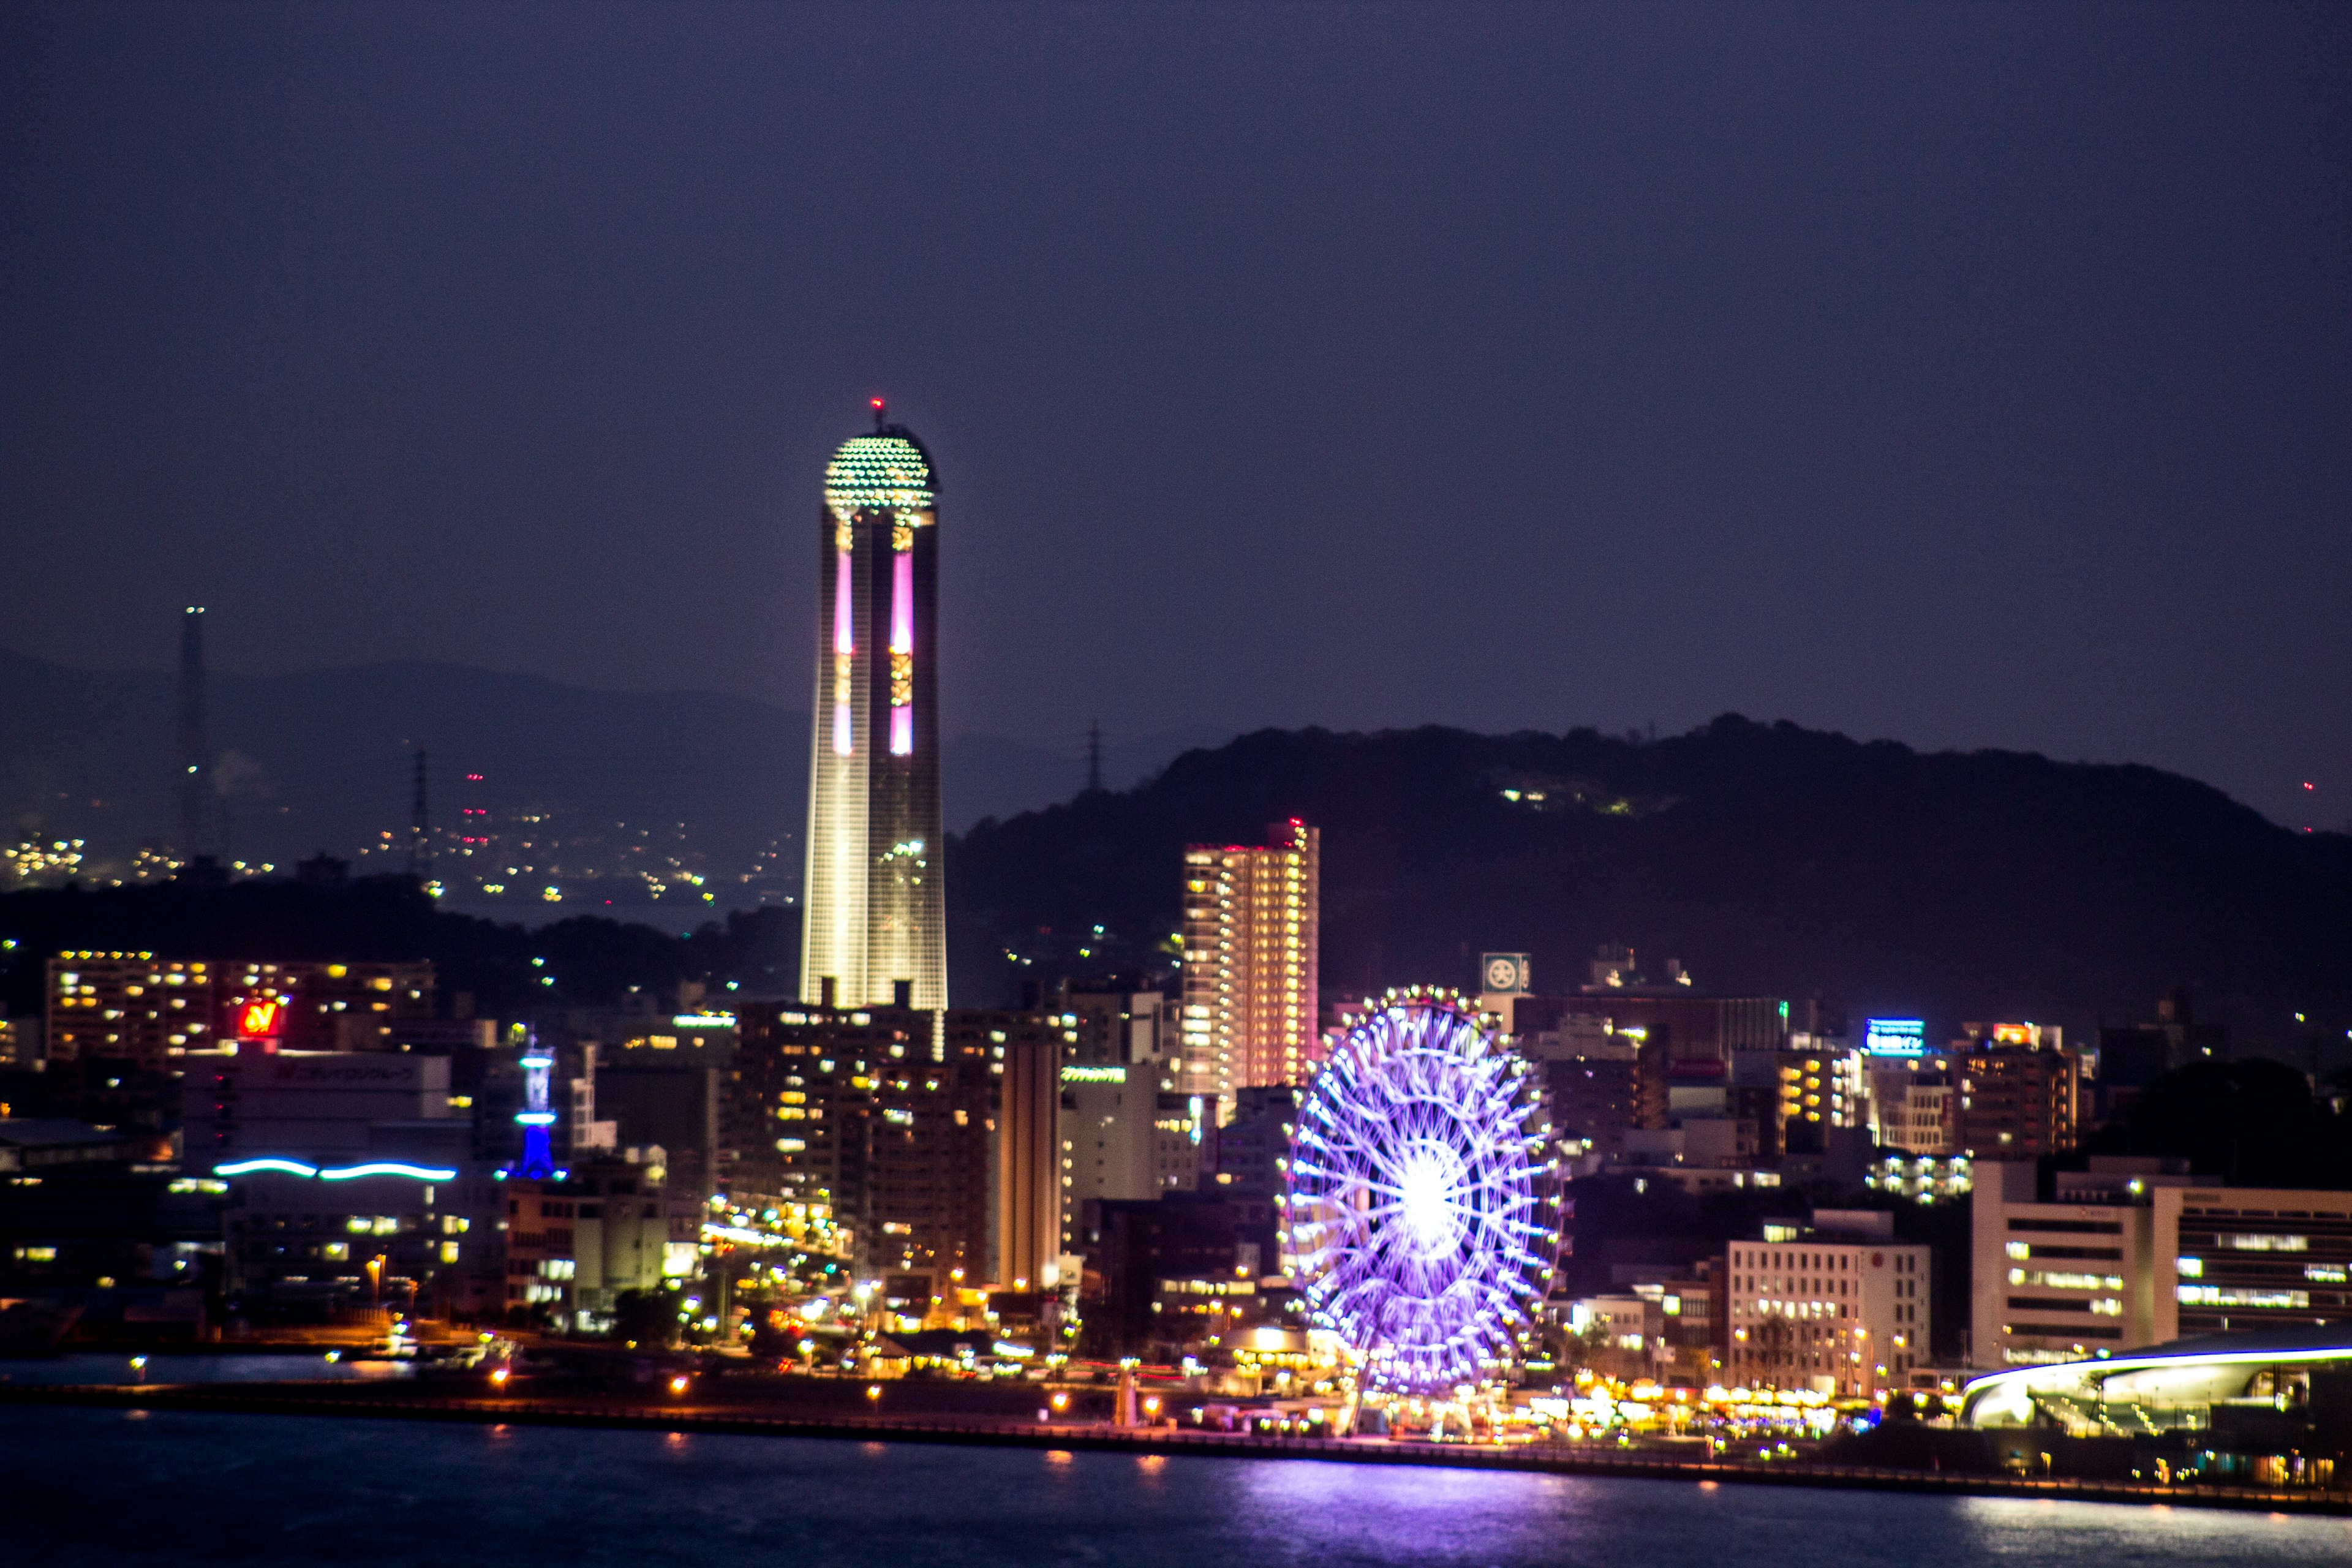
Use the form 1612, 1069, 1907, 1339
889, 548, 914, 755
832, 546, 854, 756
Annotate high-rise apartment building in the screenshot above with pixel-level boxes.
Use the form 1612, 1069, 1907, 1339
729, 1002, 1070, 1287
1180, 820, 1319, 1109
800, 403, 946, 1012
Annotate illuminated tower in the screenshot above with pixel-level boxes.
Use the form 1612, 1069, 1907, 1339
514, 1035, 556, 1180
799, 400, 946, 1013
1180, 819, 1320, 1113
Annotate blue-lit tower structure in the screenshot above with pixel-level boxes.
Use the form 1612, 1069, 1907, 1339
515, 1036, 556, 1180
799, 399, 946, 1012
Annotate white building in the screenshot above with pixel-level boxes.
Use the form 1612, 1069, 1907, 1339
1057, 1066, 1207, 1251
1970, 1159, 2352, 1367
1725, 1211, 1930, 1396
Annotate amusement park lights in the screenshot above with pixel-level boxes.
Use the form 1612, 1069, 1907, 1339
1280, 989, 1560, 1393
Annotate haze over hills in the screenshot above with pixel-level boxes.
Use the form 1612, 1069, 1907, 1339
946, 718, 2352, 1062
0, 648, 1219, 912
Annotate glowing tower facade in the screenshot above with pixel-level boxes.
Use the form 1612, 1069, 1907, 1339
1180, 819, 1320, 1111
799, 402, 947, 1012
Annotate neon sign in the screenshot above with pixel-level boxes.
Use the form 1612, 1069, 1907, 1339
236, 998, 285, 1041
214, 1158, 456, 1182
1864, 1019, 1926, 1057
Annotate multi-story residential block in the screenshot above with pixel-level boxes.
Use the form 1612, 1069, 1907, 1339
729, 1002, 1066, 1289
46, 952, 434, 1070
1954, 1023, 2080, 1159
1180, 820, 1319, 1109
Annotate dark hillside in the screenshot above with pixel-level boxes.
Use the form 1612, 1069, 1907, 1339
946, 717, 2352, 1056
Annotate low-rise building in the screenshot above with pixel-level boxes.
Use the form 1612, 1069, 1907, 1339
503, 1153, 677, 1332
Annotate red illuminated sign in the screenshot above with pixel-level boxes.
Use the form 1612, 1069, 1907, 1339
236, 998, 285, 1041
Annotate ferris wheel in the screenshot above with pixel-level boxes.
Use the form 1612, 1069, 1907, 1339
1281, 990, 1560, 1393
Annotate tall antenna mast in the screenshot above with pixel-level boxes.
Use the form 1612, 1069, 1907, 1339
177, 606, 207, 858
409, 748, 431, 878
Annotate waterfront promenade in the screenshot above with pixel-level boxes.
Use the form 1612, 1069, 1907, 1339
5, 1379, 2345, 1518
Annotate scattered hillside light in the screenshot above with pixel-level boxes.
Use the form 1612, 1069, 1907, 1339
866, 1384, 883, 1402
669, 1375, 690, 1396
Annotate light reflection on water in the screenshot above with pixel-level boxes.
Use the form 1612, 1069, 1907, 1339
0, 1351, 406, 1385
0, 1407, 2344, 1567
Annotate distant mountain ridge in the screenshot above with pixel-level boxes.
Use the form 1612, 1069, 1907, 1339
944, 718, 2352, 1057
0, 649, 1216, 892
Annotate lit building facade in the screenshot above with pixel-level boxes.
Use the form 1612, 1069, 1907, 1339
1725, 1212, 1931, 1396
1180, 820, 1319, 1109
46, 953, 434, 1070
1954, 1023, 2081, 1159
800, 404, 946, 1013
1971, 1160, 2352, 1368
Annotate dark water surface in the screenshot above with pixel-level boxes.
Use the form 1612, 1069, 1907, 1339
1, 1406, 2345, 1567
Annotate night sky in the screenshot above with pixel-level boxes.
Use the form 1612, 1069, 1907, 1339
4, 4, 2346, 827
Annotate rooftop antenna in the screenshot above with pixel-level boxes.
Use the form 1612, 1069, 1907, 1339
870, 394, 888, 431
1086, 719, 1103, 796
177, 607, 206, 857
408, 748, 431, 878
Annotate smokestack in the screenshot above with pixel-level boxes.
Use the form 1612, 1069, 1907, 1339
178, 606, 206, 856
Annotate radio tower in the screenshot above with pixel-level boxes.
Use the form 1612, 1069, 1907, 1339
177, 607, 207, 856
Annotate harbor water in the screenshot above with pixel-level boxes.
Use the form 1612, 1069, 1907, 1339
1, 1404, 2347, 1566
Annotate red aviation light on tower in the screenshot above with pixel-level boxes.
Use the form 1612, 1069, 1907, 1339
236, 997, 285, 1047
870, 396, 888, 427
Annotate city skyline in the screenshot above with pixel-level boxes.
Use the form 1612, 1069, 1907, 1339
7, 4, 2352, 1545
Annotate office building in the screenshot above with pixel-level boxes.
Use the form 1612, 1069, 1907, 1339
1523, 1019, 1665, 1158
1074, 1192, 1280, 1355
1972, 1159, 2352, 1367
187, 1053, 494, 1318
1724, 1210, 1931, 1396
1180, 820, 1319, 1108
1212, 1085, 1295, 1199
799, 403, 946, 1012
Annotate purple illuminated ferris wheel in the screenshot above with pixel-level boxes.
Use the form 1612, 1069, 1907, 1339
1281, 991, 1559, 1393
